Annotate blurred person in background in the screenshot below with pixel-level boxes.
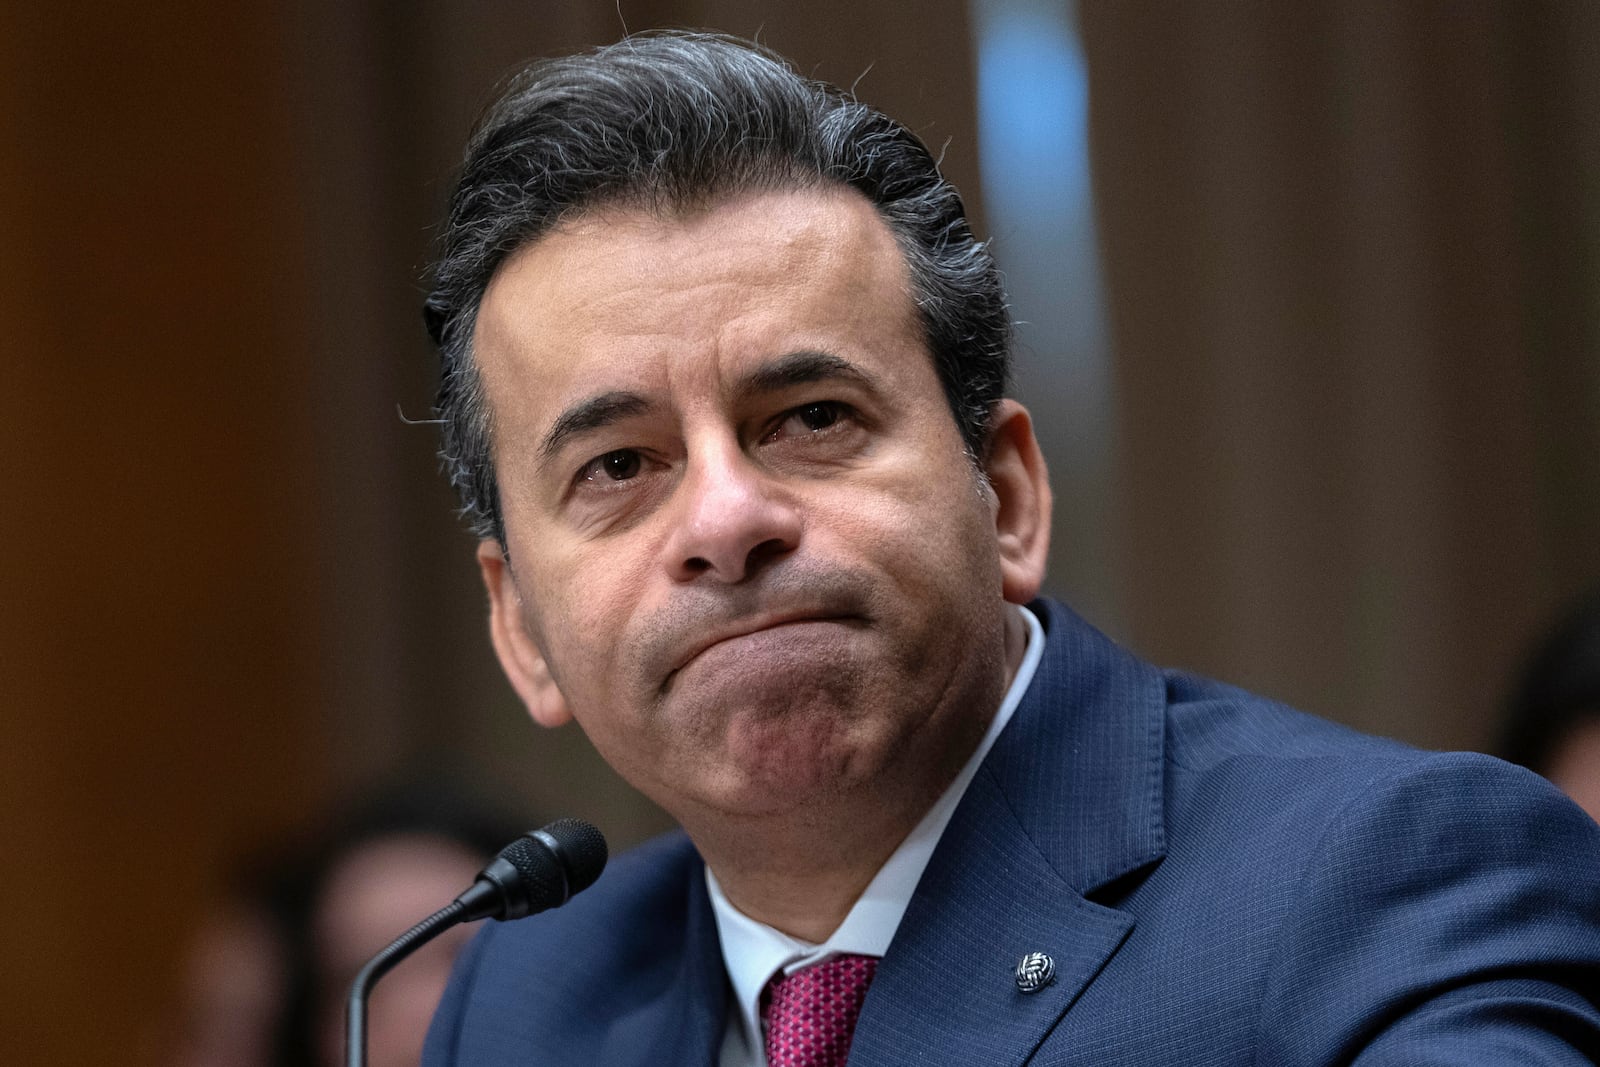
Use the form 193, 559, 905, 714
167, 862, 288, 1067
168, 781, 515, 1067
1502, 587, 1600, 821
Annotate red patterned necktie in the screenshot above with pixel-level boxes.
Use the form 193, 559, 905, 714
761, 953, 880, 1067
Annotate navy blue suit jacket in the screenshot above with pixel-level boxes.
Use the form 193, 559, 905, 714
425, 599, 1600, 1064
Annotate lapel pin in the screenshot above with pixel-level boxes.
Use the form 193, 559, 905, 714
1015, 951, 1056, 994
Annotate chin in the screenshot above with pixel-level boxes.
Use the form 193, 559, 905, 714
699, 710, 879, 817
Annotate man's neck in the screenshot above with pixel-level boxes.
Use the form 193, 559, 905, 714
695, 792, 944, 942
689, 607, 1032, 943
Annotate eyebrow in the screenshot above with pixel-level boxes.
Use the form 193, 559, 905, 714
538, 391, 651, 464
733, 350, 874, 403
536, 351, 875, 465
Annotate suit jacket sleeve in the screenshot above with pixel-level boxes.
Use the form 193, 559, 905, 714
1254, 751, 1600, 1064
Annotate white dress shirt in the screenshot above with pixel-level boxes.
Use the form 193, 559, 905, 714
707, 605, 1046, 1066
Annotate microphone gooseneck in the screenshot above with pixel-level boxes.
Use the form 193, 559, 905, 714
345, 818, 608, 1067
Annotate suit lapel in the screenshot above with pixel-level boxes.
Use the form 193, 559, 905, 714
846, 769, 1137, 1065
849, 599, 1167, 1065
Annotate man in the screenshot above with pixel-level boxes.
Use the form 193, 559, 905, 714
421, 32, 1600, 1066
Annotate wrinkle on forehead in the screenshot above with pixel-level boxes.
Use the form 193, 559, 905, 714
475, 186, 917, 378
478, 186, 915, 344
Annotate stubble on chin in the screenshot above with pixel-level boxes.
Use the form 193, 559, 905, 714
649, 640, 882, 814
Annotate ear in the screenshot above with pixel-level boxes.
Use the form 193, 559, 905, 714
476, 540, 573, 728
982, 399, 1052, 605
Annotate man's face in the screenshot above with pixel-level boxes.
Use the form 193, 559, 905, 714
472, 186, 1044, 825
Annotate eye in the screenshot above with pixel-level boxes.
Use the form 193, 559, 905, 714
580, 448, 643, 483
794, 402, 841, 431
767, 400, 852, 442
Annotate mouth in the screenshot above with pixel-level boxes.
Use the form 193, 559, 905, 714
661, 611, 863, 693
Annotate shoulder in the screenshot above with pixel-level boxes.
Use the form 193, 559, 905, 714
1162, 668, 1409, 767
477, 827, 702, 966
467, 828, 701, 982
1146, 675, 1600, 1057
1254, 749, 1600, 1059
990, 602, 1600, 1058
1154, 667, 1599, 891
423, 830, 707, 1065
1159, 669, 1443, 831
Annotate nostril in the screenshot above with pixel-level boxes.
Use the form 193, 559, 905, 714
745, 537, 792, 572
683, 556, 712, 575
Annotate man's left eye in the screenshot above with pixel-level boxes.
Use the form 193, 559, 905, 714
794, 402, 841, 431
769, 401, 849, 441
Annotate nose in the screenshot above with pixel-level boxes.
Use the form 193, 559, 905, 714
664, 442, 801, 583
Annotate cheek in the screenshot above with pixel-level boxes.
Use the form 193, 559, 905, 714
837, 455, 994, 575
804, 468, 1001, 663
519, 544, 658, 699
513, 501, 641, 613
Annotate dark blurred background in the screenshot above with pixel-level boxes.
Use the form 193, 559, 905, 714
4, 1, 1597, 1063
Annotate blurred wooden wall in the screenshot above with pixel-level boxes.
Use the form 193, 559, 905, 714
1081, 0, 1600, 750
2, 3, 328, 1063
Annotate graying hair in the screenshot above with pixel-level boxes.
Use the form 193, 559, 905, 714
424, 31, 1011, 542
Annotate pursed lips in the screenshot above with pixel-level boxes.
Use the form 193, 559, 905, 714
662, 611, 860, 690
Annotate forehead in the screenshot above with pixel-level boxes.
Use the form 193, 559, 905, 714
470, 186, 924, 417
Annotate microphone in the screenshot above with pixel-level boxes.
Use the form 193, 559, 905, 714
454, 818, 609, 921
345, 818, 608, 1067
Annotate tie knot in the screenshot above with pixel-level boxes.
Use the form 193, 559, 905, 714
761, 953, 879, 1067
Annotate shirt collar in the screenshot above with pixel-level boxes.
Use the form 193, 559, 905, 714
706, 603, 1047, 1056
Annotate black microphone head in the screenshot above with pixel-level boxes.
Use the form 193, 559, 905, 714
494, 835, 567, 915
461, 818, 608, 921
536, 817, 608, 895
